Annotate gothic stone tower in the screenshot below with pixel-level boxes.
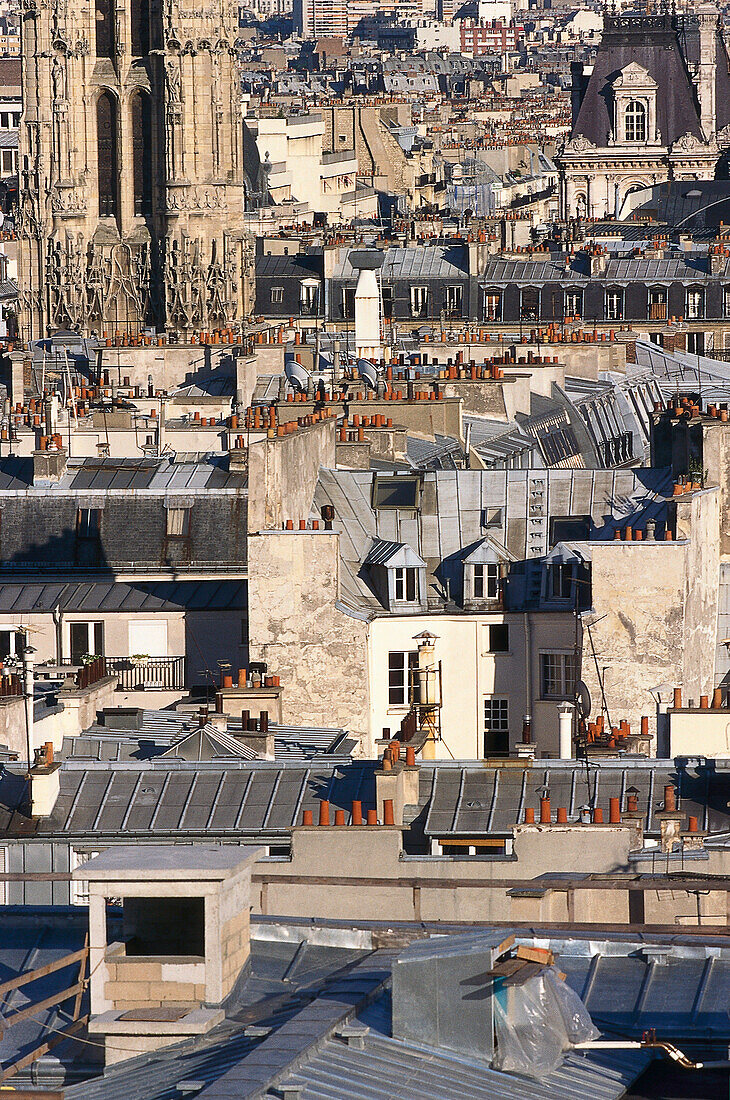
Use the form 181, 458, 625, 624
17, 0, 253, 341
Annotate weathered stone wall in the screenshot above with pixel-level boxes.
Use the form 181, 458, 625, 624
583, 542, 686, 736
247, 418, 336, 532
583, 489, 720, 737
247, 531, 370, 741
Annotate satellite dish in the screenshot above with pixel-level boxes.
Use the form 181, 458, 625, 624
356, 358, 378, 391
576, 680, 592, 719
284, 353, 310, 393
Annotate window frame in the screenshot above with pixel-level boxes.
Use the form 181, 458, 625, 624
394, 566, 418, 603
483, 696, 509, 755
166, 506, 191, 538
487, 623, 509, 652
540, 651, 576, 700
605, 288, 623, 321
388, 649, 419, 706
410, 285, 429, 318
624, 99, 646, 143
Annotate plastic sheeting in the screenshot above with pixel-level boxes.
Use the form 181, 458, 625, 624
492, 966, 599, 1079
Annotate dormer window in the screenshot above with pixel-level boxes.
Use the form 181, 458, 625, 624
394, 567, 418, 602
541, 544, 591, 608
548, 562, 573, 600
624, 100, 646, 142
365, 538, 427, 612
474, 563, 499, 599
462, 537, 510, 609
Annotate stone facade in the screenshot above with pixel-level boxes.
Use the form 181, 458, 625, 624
17, 0, 254, 340
557, 9, 730, 220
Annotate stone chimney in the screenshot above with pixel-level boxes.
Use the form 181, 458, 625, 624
76, 845, 262, 1066
33, 444, 68, 485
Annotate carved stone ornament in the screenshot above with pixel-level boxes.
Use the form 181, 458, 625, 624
717, 124, 730, 148
672, 131, 704, 153
565, 135, 596, 153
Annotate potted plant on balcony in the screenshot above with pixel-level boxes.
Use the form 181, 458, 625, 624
130, 653, 151, 689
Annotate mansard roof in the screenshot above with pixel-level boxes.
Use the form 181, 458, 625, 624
572, 12, 704, 148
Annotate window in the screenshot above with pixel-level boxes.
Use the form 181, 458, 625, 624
550, 516, 590, 543
606, 289, 623, 321
547, 563, 573, 600
488, 623, 509, 652
388, 650, 418, 706
77, 508, 101, 538
540, 652, 576, 700
565, 290, 582, 318
300, 282, 319, 314
687, 331, 705, 355
0, 630, 20, 660
444, 285, 463, 317
131, 91, 152, 217
130, 0, 150, 55
69, 621, 104, 664
624, 99, 646, 142
520, 287, 539, 320
484, 697, 509, 755
686, 289, 704, 320
372, 475, 419, 510
166, 507, 191, 537
0, 113, 7, 129
411, 285, 428, 318
1, 150, 12, 174
382, 286, 393, 319
394, 567, 418, 602
95, 0, 114, 58
648, 288, 667, 320
474, 563, 499, 599
484, 291, 501, 321
271, 286, 283, 304
97, 91, 118, 218
724, 287, 730, 318
341, 287, 355, 319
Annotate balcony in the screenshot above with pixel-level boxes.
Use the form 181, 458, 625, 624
104, 656, 185, 691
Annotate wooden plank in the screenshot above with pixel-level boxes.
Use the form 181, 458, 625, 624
0, 981, 84, 1032
0, 948, 87, 999
0, 1016, 88, 1083
502, 961, 546, 988
516, 944, 554, 966
485, 958, 527, 979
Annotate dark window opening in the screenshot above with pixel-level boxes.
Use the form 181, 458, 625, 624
341, 287, 355, 319
95, 0, 114, 57
123, 896, 205, 956
548, 562, 573, 600
394, 566, 418, 602
488, 623, 509, 652
388, 650, 418, 706
550, 515, 591, 543
132, 92, 153, 217
130, 0, 150, 55
473, 563, 499, 599
97, 92, 118, 218
372, 475, 419, 510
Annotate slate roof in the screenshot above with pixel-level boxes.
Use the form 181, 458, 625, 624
572, 13, 704, 148
418, 759, 730, 836
0, 455, 246, 494
0, 580, 247, 613
314, 467, 674, 616
331, 245, 468, 281
0, 754, 725, 842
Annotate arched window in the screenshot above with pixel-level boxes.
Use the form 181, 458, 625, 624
131, 92, 152, 216
130, 0, 150, 56
97, 92, 118, 218
624, 100, 646, 143
95, 0, 114, 57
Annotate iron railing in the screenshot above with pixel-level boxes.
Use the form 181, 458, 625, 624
105, 655, 185, 690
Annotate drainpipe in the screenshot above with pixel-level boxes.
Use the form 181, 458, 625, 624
21, 633, 35, 767
523, 611, 532, 737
